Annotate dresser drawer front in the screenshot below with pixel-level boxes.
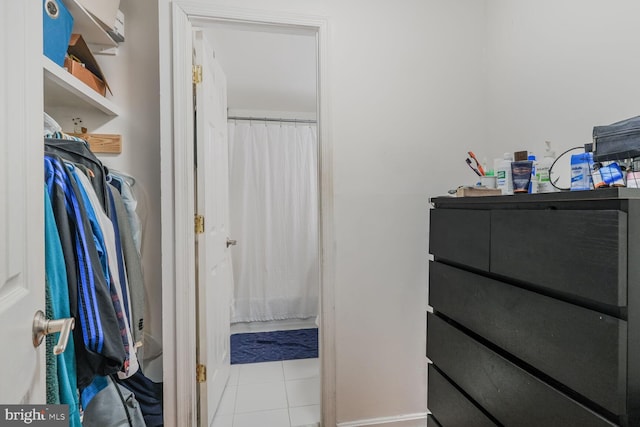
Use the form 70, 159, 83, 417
428, 364, 498, 427
490, 209, 626, 307
427, 313, 617, 427
429, 209, 490, 271
429, 261, 627, 415
427, 414, 441, 427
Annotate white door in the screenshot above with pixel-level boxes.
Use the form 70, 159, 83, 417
193, 30, 232, 426
0, 0, 46, 404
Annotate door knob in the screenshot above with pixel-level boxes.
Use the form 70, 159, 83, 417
226, 238, 237, 248
32, 310, 75, 355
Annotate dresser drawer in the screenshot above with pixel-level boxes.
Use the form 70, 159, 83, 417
429, 261, 627, 415
428, 364, 498, 427
427, 414, 441, 427
490, 209, 627, 307
427, 313, 617, 427
429, 209, 490, 271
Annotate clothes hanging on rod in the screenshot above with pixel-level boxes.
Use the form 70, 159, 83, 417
72, 165, 140, 379
44, 134, 146, 349
82, 375, 146, 427
43, 131, 157, 423
108, 183, 145, 347
45, 135, 110, 211
44, 188, 82, 427
43, 112, 62, 136
115, 369, 164, 427
44, 153, 126, 387
109, 171, 145, 256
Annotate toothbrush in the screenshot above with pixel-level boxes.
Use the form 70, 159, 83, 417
468, 151, 486, 176
466, 158, 482, 176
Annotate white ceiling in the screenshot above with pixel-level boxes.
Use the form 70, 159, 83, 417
204, 23, 317, 114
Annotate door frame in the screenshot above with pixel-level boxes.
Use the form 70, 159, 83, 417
158, 2, 335, 426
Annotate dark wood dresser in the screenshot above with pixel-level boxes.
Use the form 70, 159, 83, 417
427, 189, 640, 427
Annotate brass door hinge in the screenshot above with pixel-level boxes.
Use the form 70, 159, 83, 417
196, 364, 207, 383
195, 215, 205, 234
193, 65, 202, 84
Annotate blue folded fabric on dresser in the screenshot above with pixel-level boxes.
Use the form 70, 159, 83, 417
231, 328, 318, 364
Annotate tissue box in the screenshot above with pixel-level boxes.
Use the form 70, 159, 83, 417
43, 0, 74, 66
66, 34, 112, 96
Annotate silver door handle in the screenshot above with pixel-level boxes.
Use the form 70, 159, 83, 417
227, 238, 237, 248
32, 310, 75, 355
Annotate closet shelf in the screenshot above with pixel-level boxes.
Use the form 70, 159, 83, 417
61, 0, 118, 52
43, 55, 120, 116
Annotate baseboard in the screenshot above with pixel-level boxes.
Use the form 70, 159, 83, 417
336, 412, 428, 427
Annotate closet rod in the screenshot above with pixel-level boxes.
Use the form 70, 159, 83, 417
227, 116, 317, 124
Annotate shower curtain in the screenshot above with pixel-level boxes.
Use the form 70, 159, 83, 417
228, 120, 319, 323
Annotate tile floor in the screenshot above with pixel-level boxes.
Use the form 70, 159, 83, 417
212, 358, 320, 427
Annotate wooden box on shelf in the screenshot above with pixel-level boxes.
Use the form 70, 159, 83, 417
64, 57, 106, 96
65, 33, 111, 96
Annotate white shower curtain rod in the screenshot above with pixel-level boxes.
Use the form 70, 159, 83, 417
228, 116, 317, 124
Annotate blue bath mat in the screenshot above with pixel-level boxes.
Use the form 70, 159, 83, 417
230, 328, 318, 364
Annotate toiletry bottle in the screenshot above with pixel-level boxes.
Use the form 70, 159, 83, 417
626, 158, 640, 188
570, 152, 594, 191
496, 152, 514, 195
528, 153, 537, 193
512, 158, 534, 193
535, 141, 559, 193
591, 162, 607, 189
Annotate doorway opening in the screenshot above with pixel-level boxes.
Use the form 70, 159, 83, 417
201, 21, 321, 426
163, 5, 334, 426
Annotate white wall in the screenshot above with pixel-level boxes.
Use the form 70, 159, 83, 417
205, 25, 317, 113
329, 1, 486, 424
485, 0, 640, 175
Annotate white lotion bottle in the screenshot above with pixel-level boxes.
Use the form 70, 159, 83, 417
495, 152, 514, 195
536, 141, 559, 193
